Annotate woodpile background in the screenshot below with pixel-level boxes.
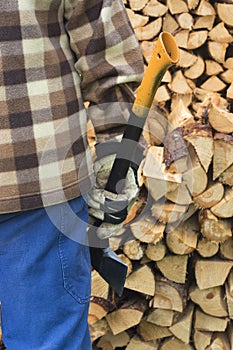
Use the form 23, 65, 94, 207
90, 0, 233, 349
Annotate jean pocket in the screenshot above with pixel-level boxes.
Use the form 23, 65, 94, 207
58, 196, 91, 304
58, 232, 91, 303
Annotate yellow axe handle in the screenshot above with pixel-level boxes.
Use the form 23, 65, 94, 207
132, 31, 179, 118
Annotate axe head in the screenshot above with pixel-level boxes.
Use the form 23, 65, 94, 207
90, 245, 128, 297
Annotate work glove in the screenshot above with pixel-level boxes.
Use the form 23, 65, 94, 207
88, 154, 139, 239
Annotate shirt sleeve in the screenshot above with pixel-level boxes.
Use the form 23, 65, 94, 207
64, 0, 144, 143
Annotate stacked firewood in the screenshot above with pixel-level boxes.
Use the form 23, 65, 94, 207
90, 1, 233, 349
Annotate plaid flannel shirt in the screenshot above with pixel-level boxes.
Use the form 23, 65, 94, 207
0, 0, 144, 213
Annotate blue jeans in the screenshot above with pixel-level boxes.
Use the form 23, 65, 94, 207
0, 196, 92, 350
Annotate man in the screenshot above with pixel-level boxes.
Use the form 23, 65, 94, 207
0, 0, 144, 349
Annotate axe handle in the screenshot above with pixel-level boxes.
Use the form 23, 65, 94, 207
89, 32, 179, 295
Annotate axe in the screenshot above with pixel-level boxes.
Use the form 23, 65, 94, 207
89, 32, 179, 296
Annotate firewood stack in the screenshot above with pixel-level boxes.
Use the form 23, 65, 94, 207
90, 1, 233, 349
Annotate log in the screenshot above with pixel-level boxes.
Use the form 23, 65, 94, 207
219, 164, 233, 186
208, 104, 233, 133
183, 122, 213, 172
205, 60, 224, 76
151, 200, 188, 225
160, 338, 194, 350
169, 303, 194, 344
195, 258, 233, 289
105, 298, 147, 335
211, 187, 233, 219
201, 76, 226, 92
213, 133, 233, 180
142, 0, 167, 17
193, 15, 215, 30
193, 329, 212, 350
88, 297, 114, 325
89, 319, 109, 343
195, 0, 215, 16
217, 3, 233, 27
169, 70, 193, 94
123, 239, 144, 261
156, 254, 188, 284
208, 22, 232, 43
166, 215, 199, 255
130, 214, 165, 244
208, 41, 228, 63
194, 309, 229, 332
197, 238, 219, 258
145, 240, 167, 262
220, 237, 233, 260
126, 8, 149, 29
125, 335, 159, 350
146, 309, 174, 327
97, 330, 130, 350
134, 18, 162, 41
189, 285, 228, 317
193, 182, 224, 209
152, 276, 187, 312
128, 0, 148, 11
137, 320, 172, 341
199, 209, 232, 242
184, 55, 205, 80
183, 145, 208, 197
162, 13, 179, 33
167, 0, 188, 14
124, 264, 156, 296
187, 30, 208, 50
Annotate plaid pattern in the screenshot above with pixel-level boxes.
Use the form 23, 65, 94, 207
0, 0, 144, 213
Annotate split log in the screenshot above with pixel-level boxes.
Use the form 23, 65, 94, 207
156, 254, 188, 284
208, 41, 228, 63
146, 309, 174, 327
130, 214, 165, 244
183, 145, 208, 197
220, 237, 233, 260
219, 164, 233, 186
126, 8, 149, 29
128, 0, 148, 11
195, 0, 215, 16
201, 76, 226, 92
142, 0, 167, 18
167, 100, 194, 130
97, 330, 130, 350
166, 214, 199, 255
151, 200, 188, 225
187, 30, 208, 50
134, 17, 162, 41
208, 104, 233, 133
167, 0, 188, 14
205, 60, 224, 76
137, 320, 172, 341
184, 55, 205, 80
199, 209, 232, 242
89, 319, 109, 343
125, 335, 159, 350
105, 298, 147, 335
217, 3, 233, 27
169, 303, 194, 344
195, 258, 233, 289
213, 133, 233, 180
207, 333, 231, 350
211, 187, 233, 219
193, 15, 215, 30
152, 276, 187, 312
189, 285, 228, 317
193, 329, 212, 350
169, 70, 193, 94
208, 22, 232, 43
183, 122, 213, 172
194, 309, 229, 332
160, 338, 194, 350
124, 264, 156, 296
193, 182, 224, 209
226, 271, 233, 319
88, 297, 114, 325
162, 13, 179, 33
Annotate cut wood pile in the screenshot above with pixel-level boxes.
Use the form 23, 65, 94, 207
89, 0, 233, 349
